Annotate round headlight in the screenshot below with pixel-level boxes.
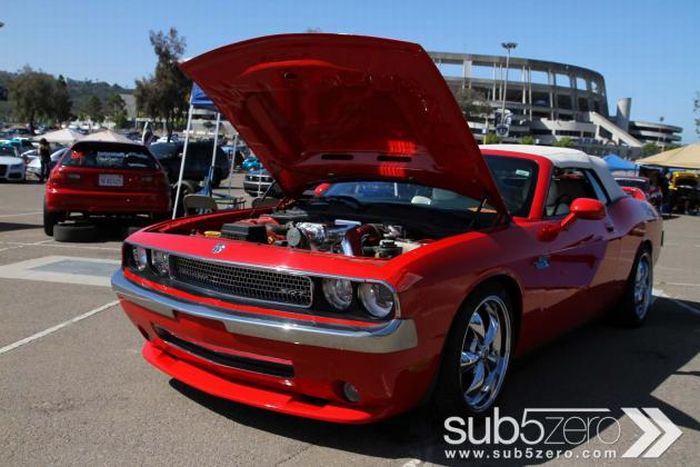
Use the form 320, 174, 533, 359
151, 250, 170, 276
132, 246, 148, 271
321, 278, 353, 311
358, 283, 395, 318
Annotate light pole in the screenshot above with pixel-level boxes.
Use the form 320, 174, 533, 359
499, 42, 517, 131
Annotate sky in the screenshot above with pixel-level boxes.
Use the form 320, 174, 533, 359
1, 0, 699, 141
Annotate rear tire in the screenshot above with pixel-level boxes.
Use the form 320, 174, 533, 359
616, 246, 653, 327
433, 283, 514, 418
53, 223, 99, 243
43, 205, 62, 237
211, 170, 222, 189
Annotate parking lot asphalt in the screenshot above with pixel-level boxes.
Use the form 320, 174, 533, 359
0, 178, 698, 466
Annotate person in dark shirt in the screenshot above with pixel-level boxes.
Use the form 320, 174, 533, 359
38, 138, 51, 182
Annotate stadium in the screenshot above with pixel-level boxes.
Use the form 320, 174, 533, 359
429, 51, 683, 158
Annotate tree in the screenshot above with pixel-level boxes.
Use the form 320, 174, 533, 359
9, 66, 56, 132
9, 68, 73, 130
453, 87, 491, 120
642, 142, 661, 156
483, 133, 501, 144
135, 28, 191, 141
106, 94, 129, 128
520, 135, 535, 145
52, 75, 72, 123
106, 93, 125, 115
553, 136, 574, 148
87, 95, 104, 124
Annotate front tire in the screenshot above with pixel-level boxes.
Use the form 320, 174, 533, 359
617, 247, 653, 326
434, 283, 514, 417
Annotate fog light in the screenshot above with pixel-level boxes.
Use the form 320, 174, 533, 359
151, 250, 170, 277
342, 382, 360, 403
132, 246, 148, 271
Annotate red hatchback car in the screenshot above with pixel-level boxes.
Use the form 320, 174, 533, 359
44, 140, 171, 236
112, 34, 662, 423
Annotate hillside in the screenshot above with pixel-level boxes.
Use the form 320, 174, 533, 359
0, 70, 133, 122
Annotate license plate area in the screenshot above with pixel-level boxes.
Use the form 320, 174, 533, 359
99, 174, 123, 187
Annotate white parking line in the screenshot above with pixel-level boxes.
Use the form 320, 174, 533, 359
0, 240, 121, 252
660, 282, 700, 288
0, 211, 42, 218
671, 300, 700, 316
654, 289, 700, 317
0, 300, 119, 355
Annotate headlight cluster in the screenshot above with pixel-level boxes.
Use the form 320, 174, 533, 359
126, 244, 171, 278
124, 243, 397, 320
320, 278, 396, 319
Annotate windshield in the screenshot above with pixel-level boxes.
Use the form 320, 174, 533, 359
149, 142, 179, 159
674, 176, 697, 188
315, 155, 538, 216
484, 155, 539, 217
616, 178, 649, 191
321, 181, 485, 212
61, 143, 158, 169
0, 146, 18, 157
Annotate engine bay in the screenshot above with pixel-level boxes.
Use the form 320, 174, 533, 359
221, 209, 424, 259
189, 207, 429, 259
167, 190, 493, 259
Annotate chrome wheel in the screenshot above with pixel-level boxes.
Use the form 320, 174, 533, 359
634, 252, 652, 319
459, 295, 511, 412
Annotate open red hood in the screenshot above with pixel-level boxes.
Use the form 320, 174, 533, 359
181, 34, 507, 213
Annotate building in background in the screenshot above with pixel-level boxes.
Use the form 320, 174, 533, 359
628, 120, 682, 146
429, 51, 683, 158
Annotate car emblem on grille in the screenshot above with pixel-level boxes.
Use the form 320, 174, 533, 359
211, 243, 226, 254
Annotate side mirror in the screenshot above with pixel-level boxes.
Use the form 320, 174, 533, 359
540, 198, 606, 241
568, 197, 606, 221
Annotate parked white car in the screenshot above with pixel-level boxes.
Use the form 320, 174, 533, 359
26, 148, 68, 179
0, 146, 26, 182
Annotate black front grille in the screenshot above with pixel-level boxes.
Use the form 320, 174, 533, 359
171, 255, 313, 307
0, 165, 7, 177
155, 327, 294, 378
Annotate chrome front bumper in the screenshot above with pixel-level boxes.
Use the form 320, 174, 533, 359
111, 270, 417, 354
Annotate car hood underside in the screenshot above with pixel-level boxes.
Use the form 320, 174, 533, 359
180, 33, 507, 213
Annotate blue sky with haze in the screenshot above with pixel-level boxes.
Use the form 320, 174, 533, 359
1, 0, 698, 141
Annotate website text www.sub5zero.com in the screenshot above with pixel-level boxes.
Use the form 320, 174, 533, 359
444, 447, 617, 461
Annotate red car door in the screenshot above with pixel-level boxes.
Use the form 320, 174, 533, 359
527, 167, 622, 343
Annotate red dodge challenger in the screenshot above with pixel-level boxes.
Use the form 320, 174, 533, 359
112, 34, 662, 423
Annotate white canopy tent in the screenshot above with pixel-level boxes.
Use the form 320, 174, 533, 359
637, 144, 700, 170
81, 129, 134, 144
34, 128, 83, 145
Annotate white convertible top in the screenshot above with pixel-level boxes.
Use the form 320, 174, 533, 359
481, 144, 625, 200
